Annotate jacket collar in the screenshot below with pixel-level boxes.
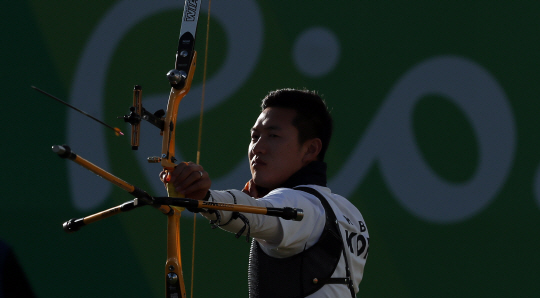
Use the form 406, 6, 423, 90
280, 161, 327, 189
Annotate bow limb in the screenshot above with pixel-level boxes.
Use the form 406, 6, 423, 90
166, 208, 187, 298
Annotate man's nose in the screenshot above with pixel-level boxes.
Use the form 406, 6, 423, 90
251, 138, 266, 155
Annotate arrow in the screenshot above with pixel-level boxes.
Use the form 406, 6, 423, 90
31, 85, 124, 136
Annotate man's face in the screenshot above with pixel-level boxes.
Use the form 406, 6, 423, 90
249, 107, 308, 190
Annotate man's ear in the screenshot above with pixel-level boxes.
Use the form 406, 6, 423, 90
302, 138, 322, 164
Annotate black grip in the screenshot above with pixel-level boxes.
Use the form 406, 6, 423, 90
52, 144, 78, 160
63, 218, 85, 233
266, 207, 304, 221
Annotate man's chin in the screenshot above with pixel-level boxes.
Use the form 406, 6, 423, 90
252, 176, 273, 190
252, 177, 268, 189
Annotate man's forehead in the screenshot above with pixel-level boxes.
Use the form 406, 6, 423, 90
253, 107, 296, 129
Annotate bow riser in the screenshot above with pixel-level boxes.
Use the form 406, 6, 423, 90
161, 51, 198, 171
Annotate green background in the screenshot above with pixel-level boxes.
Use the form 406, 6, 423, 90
2, 1, 539, 297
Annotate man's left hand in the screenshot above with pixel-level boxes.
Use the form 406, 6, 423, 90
160, 162, 211, 201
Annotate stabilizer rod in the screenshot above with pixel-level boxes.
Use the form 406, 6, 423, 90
55, 145, 304, 234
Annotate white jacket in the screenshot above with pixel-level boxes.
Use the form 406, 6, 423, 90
204, 185, 369, 297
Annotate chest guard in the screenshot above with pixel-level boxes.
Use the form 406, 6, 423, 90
248, 187, 350, 298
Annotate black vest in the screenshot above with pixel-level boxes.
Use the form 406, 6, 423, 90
248, 185, 351, 298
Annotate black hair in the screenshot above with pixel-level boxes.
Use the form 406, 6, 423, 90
261, 88, 333, 161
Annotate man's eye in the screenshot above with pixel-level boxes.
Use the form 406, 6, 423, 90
251, 135, 259, 141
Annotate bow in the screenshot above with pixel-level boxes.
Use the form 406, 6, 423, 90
159, 1, 201, 296
123, 1, 203, 297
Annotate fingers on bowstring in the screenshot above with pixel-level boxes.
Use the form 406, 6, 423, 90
169, 161, 191, 184
175, 163, 206, 192
180, 171, 210, 197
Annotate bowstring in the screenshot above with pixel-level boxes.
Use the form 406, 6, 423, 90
191, 0, 211, 297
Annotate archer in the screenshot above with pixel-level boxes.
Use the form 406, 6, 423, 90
164, 88, 369, 298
